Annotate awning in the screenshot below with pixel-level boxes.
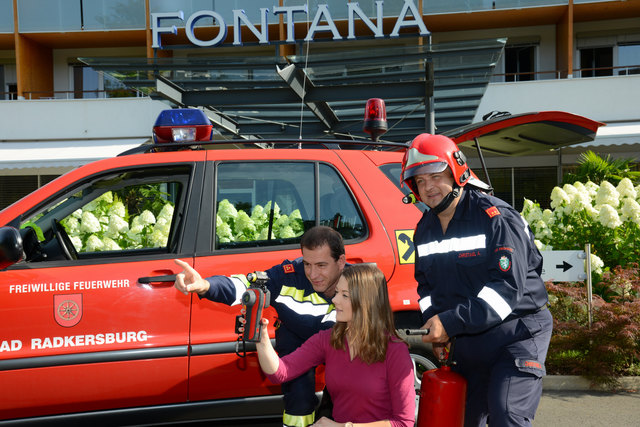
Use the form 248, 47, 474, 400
81, 38, 507, 142
574, 122, 640, 148
0, 138, 148, 170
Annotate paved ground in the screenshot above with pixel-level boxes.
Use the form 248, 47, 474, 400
533, 390, 640, 426
215, 390, 640, 427
174, 377, 640, 426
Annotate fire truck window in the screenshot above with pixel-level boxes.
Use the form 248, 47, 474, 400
216, 162, 313, 249
215, 162, 365, 249
318, 164, 365, 240
19, 167, 188, 260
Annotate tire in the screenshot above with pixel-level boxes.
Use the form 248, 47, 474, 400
409, 350, 438, 422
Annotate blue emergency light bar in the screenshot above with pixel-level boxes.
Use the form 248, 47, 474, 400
152, 108, 213, 143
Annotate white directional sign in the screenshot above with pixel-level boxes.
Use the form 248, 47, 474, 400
540, 250, 587, 282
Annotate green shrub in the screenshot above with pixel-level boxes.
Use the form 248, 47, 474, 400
546, 264, 640, 389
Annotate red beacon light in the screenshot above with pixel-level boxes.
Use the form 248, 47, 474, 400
363, 98, 388, 142
152, 108, 213, 144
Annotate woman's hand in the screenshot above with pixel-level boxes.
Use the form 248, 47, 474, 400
255, 318, 279, 375
312, 417, 341, 426
258, 318, 270, 345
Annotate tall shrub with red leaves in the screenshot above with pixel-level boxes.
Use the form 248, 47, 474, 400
546, 264, 640, 389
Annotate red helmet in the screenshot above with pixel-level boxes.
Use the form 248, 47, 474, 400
401, 133, 471, 201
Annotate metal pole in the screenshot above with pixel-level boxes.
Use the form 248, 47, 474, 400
474, 137, 493, 193
557, 148, 563, 185
424, 34, 435, 134
585, 243, 592, 329
425, 60, 435, 134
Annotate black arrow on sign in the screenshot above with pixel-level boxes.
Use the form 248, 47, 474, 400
556, 261, 572, 272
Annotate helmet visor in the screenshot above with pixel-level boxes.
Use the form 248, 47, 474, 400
403, 161, 448, 180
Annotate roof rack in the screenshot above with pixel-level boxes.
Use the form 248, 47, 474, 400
118, 138, 410, 157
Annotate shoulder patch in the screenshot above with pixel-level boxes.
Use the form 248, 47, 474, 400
283, 264, 295, 274
485, 206, 501, 218
498, 255, 511, 272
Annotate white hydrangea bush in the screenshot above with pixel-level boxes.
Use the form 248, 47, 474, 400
521, 178, 640, 276
216, 199, 304, 243
61, 191, 174, 252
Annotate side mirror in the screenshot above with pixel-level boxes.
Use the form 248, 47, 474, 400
0, 226, 24, 270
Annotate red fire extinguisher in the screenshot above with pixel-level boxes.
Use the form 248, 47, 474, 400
416, 338, 467, 427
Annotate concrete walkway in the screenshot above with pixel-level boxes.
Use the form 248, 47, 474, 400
534, 390, 640, 426
533, 376, 640, 426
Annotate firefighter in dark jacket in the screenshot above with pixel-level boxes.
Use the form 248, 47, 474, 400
401, 133, 553, 427
174, 226, 345, 427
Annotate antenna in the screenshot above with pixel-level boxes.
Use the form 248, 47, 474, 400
298, 0, 311, 142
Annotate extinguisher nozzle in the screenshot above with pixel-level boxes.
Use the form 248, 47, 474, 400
405, 328, 430, 336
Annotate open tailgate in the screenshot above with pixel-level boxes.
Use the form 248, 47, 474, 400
443, 111, 605, 156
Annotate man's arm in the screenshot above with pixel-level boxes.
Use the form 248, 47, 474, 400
174, 259, 249, 305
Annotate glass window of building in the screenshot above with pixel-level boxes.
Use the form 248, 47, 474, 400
580, 47, 613, 77
486, 168, 513, 207
505, 45, 536, 81
514, 166, 556, 211
82, 0, 146, 30
486, 167, 556, 211
72, 65, 133, 99
0, 175, 59, 210
151, 0, 272, 27
0, 0, 13, 32
18, 0, 144, 32
18, 0, 81, 32
1, 64, 17, 100
617, 43, 640, 75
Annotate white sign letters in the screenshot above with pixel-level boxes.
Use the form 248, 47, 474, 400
151, 0, 430, 49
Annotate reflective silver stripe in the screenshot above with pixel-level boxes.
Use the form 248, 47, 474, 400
521, 215, 531, 239
417, 234, 486, 257
322, 310, 336, 323
275, 294, 332, 317
478, 286, 512, 320
418, 295, 432, 313
230, 276, 248, 306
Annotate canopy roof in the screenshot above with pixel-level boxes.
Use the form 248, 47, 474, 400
82, 38, 506, 142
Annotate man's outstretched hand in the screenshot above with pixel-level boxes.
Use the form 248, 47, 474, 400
174, 259, 210, 296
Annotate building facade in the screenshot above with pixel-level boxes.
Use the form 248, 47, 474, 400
1, 0, 639, 210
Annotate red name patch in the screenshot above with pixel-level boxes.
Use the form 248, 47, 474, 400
495, 246, 514, 253
524, 360, 542, 370
458, 251, 479, 258
283, 264, 295, 274
485, 206, 500, 218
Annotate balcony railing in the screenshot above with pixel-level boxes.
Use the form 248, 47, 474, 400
5, 64, 639, 101
573, 65, 640, 78
491, 64, 640, 82
6, 88, 145, 101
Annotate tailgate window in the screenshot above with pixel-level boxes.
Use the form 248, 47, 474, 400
215, 161, 365, 249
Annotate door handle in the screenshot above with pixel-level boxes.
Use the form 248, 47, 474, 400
138, 274, 177, 284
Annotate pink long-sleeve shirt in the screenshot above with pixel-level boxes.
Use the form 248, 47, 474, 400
267, 329, 415, 427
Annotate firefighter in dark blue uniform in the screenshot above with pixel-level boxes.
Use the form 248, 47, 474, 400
174, 226, 346, 427
401, 134, 553, 427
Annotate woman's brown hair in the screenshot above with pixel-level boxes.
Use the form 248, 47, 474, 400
330, 263, 403, 364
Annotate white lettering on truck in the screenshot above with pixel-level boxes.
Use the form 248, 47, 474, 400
0, 340, 23, 352
9, 279, 130, 294
30, 331, 148, 350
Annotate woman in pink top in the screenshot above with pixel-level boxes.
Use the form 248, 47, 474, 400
256, 263, 415, 427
